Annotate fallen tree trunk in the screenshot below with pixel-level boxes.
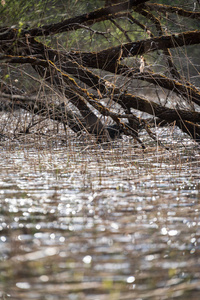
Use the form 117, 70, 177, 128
0, 0, 200, 146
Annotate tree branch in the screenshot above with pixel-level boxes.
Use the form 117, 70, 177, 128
0, 0, 149, 41
146, 3, 200, 20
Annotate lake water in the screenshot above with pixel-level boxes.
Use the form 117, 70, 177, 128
0, 131, 200, 300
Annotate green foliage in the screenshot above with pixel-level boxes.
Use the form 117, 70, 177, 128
1, 0, 56, 27
1, 0, 199, 79
0, 0, 106, 28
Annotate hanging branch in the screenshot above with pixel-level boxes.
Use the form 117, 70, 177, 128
0, 0, 149, 41
134, 4, 181, 80
145, 3, 200, 20
65, 30, 200, 70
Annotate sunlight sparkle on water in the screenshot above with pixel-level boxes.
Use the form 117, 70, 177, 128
0, 141, 200, 300
39, 275, 49, 282
111, 222, 119, 230
0, 236, 6, 242
126, 276, 135, 283
16, 282, 30, 289
83, 255, 92, 264
168, 230, 178, 236
59, 236, 65, 242
145, 254, 156, 261
161, 227, 168, 235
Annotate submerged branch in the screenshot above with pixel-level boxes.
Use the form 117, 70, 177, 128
0, 92, 87, 134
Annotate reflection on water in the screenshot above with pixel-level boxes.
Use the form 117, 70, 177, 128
0, 134, 200, 300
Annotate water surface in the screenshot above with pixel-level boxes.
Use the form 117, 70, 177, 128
0, 133, 200, 300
